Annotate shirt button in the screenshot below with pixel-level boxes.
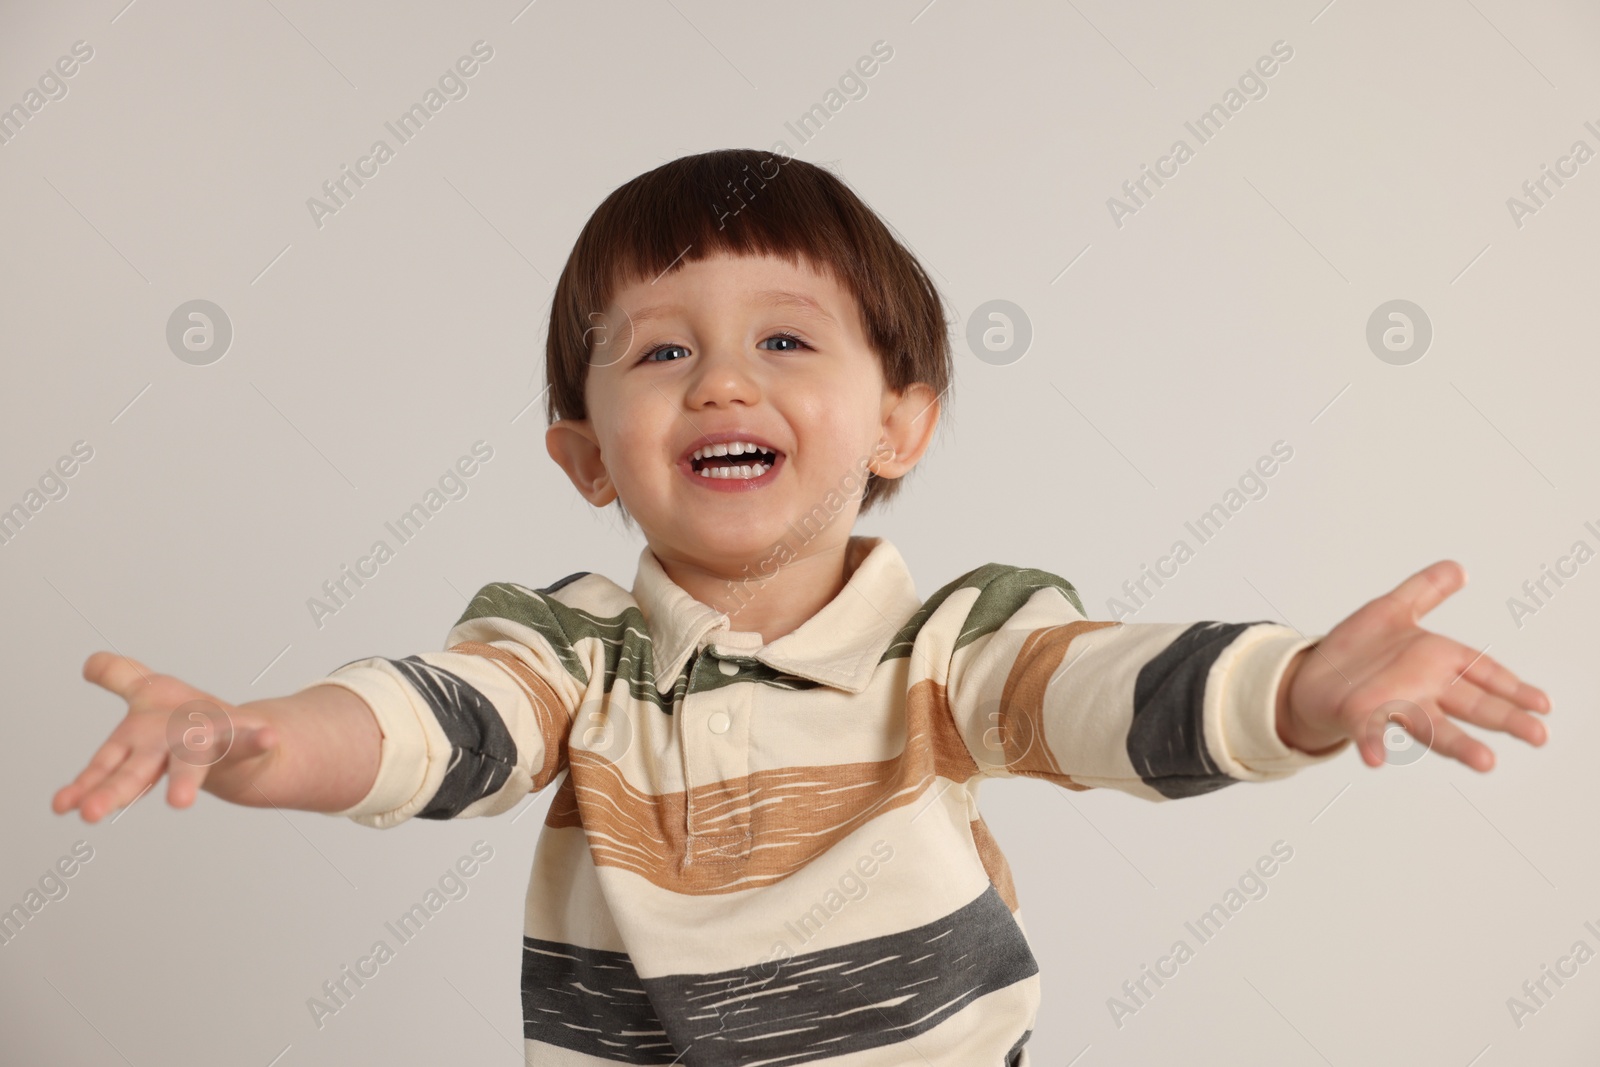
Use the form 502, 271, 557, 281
708, 712, 731, 734
717, 658, 740, 676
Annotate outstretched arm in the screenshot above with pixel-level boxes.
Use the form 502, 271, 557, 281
929, 564, 1346, 802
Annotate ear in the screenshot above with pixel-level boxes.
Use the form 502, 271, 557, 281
871, 383, 940, 479
545, 419, 618, 507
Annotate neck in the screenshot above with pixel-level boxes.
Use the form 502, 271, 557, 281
654, 537, 857, 642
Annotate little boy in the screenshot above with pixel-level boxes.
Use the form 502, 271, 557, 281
56, 149, 1552, 1066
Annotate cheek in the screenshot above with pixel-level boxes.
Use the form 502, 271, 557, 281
598, 396, 672, 481
801, 393, 878, 459
610, 419, 654, 454
607, 433, 652, 486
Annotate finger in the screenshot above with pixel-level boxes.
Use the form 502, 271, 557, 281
1418, 710, 1495, 772
232, 724, 279, 761
183, 717, 275, 768
1438, 683, 1548, 747
79, 751, 165, 823
1355, 725, 1387, 768
53, 740, 132, 814
1386, 560, 1467, 622
165, 757, 209, 809
1359, 703, 1427, 768
82, 651, 158, 702
1452, 650, 1552, 714
1347, 705, 1382, 766
165, 722, 275, 807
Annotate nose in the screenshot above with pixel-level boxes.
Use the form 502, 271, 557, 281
684, 343, 763, 409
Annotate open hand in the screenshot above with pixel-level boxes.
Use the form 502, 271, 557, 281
1276, 560, 1551, 771
54, 652, 280, 822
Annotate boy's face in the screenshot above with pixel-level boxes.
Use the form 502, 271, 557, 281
546, 251, 937, 577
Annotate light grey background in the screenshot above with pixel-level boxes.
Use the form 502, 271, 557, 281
3, 0, 1596, 1063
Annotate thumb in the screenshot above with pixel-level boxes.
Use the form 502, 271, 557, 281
82, 651, 158, 700
1384, 560, 1466, 623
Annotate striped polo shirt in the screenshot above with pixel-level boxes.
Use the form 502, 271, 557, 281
303, 534, 1346, 1065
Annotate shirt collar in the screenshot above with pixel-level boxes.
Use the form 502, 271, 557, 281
630, 535, 923, 695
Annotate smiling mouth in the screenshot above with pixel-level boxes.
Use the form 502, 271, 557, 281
687, 442, 781, 480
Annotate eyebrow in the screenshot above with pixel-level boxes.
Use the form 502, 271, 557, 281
625, 289, 839, 329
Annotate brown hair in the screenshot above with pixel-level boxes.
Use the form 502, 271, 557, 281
545, 148, 953, 516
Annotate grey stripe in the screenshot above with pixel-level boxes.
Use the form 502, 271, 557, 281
520, 884, 1037, 1065
384, 655, 519, 819
1128, 620, 1272, 799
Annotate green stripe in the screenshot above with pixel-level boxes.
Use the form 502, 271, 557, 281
457, 580, 680, 711
455, 563, 1083, 713
453, 578, 825, 713
881, 563, 1085, 664
686, 657, 826, 697
454, 581, 603, 686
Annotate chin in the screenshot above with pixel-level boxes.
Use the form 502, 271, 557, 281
693, 514, 787, 553
666, 513, 795, 567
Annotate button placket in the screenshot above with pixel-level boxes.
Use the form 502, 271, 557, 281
681, 648, 753, 864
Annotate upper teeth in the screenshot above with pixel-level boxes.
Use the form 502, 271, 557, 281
691, 440, 770, 461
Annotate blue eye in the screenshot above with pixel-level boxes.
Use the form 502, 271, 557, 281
637, 332, 811, 364
759, 331, 810, 352
638, 343, 688, 364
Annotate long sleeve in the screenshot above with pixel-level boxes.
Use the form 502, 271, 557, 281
298, 583, 584, 829
919, 563, 1349, 802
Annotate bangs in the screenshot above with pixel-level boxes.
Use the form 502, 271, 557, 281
561, 150, 874, 357
594, 154, 856, 300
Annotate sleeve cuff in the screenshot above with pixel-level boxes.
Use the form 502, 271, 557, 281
295, 662, 436, 825
1208, 625, 1351, 779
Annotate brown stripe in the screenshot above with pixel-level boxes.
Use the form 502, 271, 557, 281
915, 677, 982, 785
969, 816, 1019, 912
448, 641, 571, 790
995, 621, 1119, 789
543, 678, 977, 894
